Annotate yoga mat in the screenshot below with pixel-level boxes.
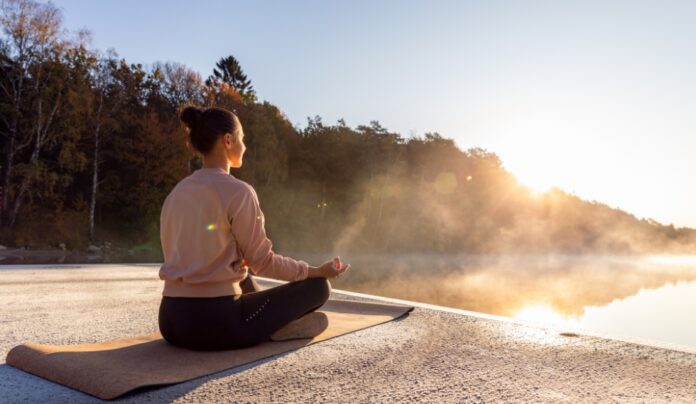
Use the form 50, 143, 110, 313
5, 299, 414, 400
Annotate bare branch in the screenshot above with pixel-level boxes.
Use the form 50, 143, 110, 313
0, 111, 9, 128
0, 79, 13, 99
15, 133, 34, 151
37, 89, 61, 148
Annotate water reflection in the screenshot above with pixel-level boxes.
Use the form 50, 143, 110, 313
512, 280, 696, 351
308, 253, 696, 351
569, 280, 696, 349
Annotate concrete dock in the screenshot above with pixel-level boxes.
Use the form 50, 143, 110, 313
1, 264, 695, 403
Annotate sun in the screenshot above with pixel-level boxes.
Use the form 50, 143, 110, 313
516, 177, 553, 197
528, 182, 552, 196
502, 160, 554, 196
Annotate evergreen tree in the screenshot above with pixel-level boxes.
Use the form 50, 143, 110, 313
206, 55, 256, 104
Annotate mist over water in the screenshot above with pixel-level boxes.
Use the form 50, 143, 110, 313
311, 254, 696, 316
296, 253, 696, 350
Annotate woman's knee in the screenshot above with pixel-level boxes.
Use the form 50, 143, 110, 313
304, 277, 331, 305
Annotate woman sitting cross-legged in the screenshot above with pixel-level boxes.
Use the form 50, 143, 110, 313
158, 105, 350, 351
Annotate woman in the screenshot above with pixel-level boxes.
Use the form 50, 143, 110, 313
158, 105, 350, 351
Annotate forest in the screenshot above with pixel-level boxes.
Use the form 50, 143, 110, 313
2, 0, 695, 260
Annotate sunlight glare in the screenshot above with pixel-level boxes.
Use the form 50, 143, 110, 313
514, 305, 569, 326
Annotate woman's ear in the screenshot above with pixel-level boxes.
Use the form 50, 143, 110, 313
225, 133, 236, 147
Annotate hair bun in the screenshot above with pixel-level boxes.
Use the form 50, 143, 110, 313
180, 106, 203, 130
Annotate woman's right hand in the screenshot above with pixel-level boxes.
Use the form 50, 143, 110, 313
309, 256, 350, 279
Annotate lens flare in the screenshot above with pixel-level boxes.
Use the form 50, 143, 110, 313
433, 171, 458, 194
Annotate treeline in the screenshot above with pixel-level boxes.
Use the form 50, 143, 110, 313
1, 0, 694, 257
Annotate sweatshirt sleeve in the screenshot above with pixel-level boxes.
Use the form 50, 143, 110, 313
229, 184, 309, 282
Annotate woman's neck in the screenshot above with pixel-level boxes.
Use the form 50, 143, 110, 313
201, 155, 230, 172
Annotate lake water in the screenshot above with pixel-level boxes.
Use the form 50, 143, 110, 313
318, 253, 696, 352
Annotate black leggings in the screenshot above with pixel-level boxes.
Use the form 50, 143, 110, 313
158, 275, 331, 351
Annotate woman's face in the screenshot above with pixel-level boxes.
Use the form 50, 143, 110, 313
225, 126, 246, 168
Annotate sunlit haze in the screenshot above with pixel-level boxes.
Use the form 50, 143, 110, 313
53, 0, 696, 227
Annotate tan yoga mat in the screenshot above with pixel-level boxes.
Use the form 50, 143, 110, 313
5, 299, 414, 400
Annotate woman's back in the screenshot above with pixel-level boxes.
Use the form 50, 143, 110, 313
158, 167, 309, 298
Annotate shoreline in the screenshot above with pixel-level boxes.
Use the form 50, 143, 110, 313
0, 246, 161, 265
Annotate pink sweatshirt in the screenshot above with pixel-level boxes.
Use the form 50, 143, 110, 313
159, 167, 309, 297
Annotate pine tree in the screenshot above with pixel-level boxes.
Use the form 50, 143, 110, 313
206, 55, 256, 104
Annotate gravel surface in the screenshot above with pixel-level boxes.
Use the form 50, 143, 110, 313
1, 264, 696, 403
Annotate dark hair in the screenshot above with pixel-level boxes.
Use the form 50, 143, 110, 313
180, 106, 240, 155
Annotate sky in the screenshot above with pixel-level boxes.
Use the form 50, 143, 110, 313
52, 0, 696, 228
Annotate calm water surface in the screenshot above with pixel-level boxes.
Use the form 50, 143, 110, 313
318, 253, 696, 352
